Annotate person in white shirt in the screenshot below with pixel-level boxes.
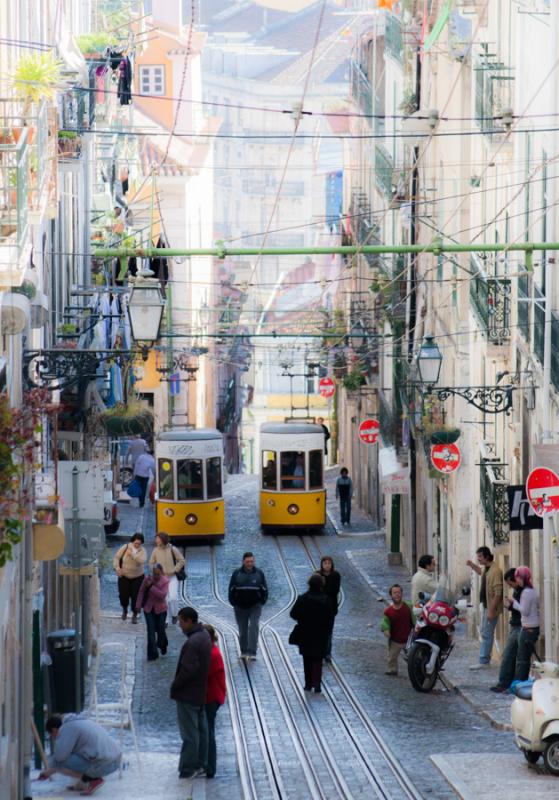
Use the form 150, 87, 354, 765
505, 565, 540, 682
126, 435, 148, 471
411, 555, 438, 604
133, 451, 155, 508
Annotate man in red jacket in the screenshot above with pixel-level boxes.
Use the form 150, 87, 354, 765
203, 624, 226, 779
170, 607, 212, 779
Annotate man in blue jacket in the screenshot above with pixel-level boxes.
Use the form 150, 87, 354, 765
228, 551, 268, 660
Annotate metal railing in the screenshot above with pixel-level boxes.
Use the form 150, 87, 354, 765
350, 58, 373, 117
474, 46, 514, 136
479, 441, 509, 546
469, 256, 511, 343
384, 13, 403, 63
0, 128, 28, 277
374, 144, 395, 199
518, 273, 530, 341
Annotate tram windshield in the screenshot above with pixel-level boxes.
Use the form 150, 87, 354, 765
158, 459, 174, 500
177, 459, 203, 500
309, 450, 323, 488
262, 451, 277, 489
281, 451, 305, 490
206, 457, 222, 499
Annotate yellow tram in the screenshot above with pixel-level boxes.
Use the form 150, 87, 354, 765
155, 428, 225, 541
259, 422, 326, 532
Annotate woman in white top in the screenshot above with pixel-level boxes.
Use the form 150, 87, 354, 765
505, 565, 540, 682
149, 533, 186, 625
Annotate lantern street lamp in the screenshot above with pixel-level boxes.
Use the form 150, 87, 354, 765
415, 333, 442, 388
350, 319, 368, 352
127, 269, 166, 360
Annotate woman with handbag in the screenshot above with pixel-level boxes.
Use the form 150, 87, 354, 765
149, 533, 186, 625
135, 564, 169, 661
113, 532, 147, 623
289, 573, 334, 693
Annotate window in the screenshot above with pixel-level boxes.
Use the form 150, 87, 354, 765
206, 457, 222, 499
158, 459, 174, 500
262, 451, 277, 490
139, 65, 165, 96
177, 459, 203, 500
280, 451, 305, 491
309, 450, 323, 489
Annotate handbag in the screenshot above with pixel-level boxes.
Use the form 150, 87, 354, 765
172, 547, 186, 582
126, 478, 142, 499
288, 624, 302, 646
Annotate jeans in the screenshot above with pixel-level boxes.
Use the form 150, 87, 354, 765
205, 700, 221, 778
339, 495, 351, 524
303, 656, 323, 690
136, 475, 149, 507
234, 604, 262, 655
497, 625, 521, 688
176, 701, 208, 775
515, 627, 540, 682
118, 575, 144, 612
479, 608, 498, 663
144, 610, 168, 660
50, 754, 121, 779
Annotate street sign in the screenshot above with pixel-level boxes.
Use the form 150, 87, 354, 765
431, 443, 461, 474
318, 377, 335, 398
358, 418, 380, 445
507, 484, 543, 530
526, 467, 559, 517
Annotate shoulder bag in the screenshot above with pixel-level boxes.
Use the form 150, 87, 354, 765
171, 546, 186, 582
288, 624, 302, 646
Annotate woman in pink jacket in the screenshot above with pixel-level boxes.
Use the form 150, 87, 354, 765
136, 564, 170, 661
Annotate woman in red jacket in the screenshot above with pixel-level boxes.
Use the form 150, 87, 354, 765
203, 624, 226, 779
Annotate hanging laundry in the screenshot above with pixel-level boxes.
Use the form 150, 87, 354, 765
149, 235, 169, 296
95, 64, 107, 103
109, 50, 123, 71
110, 295, 121, 347
119, 165, 129, 195
117, 57, 132, 105
100, 292, 112, 345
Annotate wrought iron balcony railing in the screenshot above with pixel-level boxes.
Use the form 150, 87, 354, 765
479, 441, 509, 545
384, 12, 404, 64
469, 255, 511, 343
0, 128, 29, 280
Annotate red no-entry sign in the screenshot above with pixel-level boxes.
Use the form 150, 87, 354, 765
318, 377, 335, 398
431, 443, 461, 474
358, 418, 379, 445
526, 467, 559, 517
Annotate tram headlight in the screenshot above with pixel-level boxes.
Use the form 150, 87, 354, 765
267, 499, 276, 507
164, 508, 175, 518
186, 513, 198, 526
287, 503, 299, 515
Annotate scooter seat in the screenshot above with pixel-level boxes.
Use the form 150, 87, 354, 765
514, 684, 533, 700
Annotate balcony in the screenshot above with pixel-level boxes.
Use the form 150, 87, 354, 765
350, 59, 373, 118
479, 441, 509, 546
469, 256, 511, 344
374, 144, 395, 199
0, 129, 29, 283
474, 46, 514, 137
517, 273, 530, 342
384, 13, 404, 64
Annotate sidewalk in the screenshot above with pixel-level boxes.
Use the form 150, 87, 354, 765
325, 467, 513, 731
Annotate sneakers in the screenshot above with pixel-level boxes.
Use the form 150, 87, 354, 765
490, 685, 508, 693
131, 613, 138, 625
67, 781, 87, 792
469, 662, 491, 670
80, 778, 105, 796
121, 610, 127, 621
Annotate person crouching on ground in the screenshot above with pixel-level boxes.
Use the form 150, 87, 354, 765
136, 563, 169, 661
113, 532, 147, 623
290, 573, 334, 693
39, 714, 121, 795
203, 624, 226, 779
381, 584, 414, 676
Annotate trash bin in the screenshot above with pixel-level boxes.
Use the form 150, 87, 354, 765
46, 629, 85, 713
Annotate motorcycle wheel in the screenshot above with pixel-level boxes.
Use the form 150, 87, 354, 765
523, 749, 540, 765
543, 737, 559, 775
407, 642, 438, 692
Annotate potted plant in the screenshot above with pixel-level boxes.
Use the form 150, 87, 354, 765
428, 427, 461, 445
76, 32, 116, 58
57, 322, 79, 338
342, 369, 367, 392
12, 279, 37, 301
58, 130, 82, 158
100, 401, 154, 437
10, 52, 63, 140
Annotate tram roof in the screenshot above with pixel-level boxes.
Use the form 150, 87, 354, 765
260, 423, 324, 435
157, 428, 223, 442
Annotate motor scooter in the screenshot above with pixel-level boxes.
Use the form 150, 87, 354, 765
511, 661, 559, 775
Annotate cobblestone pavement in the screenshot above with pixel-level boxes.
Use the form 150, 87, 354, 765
33, 475, 532, 800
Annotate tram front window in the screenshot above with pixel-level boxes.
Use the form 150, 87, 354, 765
281, 451, 305, 490
158, 459, 174, 500
206, 457, 222, 499
309, 450, 323, 489
262, 451, 277, 490
177, 459, 203, 500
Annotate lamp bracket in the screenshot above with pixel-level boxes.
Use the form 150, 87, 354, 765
24, 349, 133, 390
434, 385, 515, 414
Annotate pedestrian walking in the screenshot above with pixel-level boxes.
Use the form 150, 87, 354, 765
467, 546, 503, 669
491, 568, 522, 693
133, 450, 155, 508
126, 434, 148, 471
317, 416, 330, 457
335, 467, 353, 525
318, 555, 341, 662
149, 533, 186, 625
411, 554, 438, 604
228, 551, 268, 660
505, 566, 540, 682
38, 714, 122, 795
170, 607, 212, 779
381, 584, 414, 676
289, 573, 334, 692
113, 532, 147, 623
136, 564, 169, 661
203, 624, 226, 780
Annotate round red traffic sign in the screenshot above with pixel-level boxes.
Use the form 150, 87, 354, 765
526, 467, 559, 517
431, 443, 461, 474
358, 418, 379, 445
318, 377, 335, 398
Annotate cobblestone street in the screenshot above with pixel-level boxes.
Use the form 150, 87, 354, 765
32, 473, 554, 799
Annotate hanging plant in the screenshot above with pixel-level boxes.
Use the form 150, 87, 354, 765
342, 370, 367, 392
100, 401, 154, 437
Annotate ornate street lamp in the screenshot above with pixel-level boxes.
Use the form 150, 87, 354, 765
415, 334, 442, 388
127, 269, 166, 360
350, 319, 368, 352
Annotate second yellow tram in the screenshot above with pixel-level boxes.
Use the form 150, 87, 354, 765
259, 422, 326, 532
155, 428, 225, 541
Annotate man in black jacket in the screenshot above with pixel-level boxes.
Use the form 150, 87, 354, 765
170, 607, 212, 779
228, 552, 268, 660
